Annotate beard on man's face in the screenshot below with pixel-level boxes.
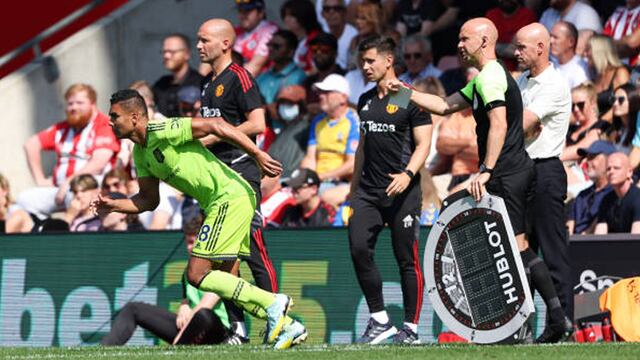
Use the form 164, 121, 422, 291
66, 108, 92, 128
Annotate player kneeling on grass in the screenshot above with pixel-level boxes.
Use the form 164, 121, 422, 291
92, 89, 307, 349
101, 211, 230, 346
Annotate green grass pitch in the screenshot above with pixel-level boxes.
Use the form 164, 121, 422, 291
1, 343, 639, 360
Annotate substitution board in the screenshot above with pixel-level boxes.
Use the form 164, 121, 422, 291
424, 191, 535, 344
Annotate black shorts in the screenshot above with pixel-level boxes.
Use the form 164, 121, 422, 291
485, 166, 534, 236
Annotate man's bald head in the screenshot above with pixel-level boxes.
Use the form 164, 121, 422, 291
458, 18, 498, 66
606, 152, 633, 188
200, 18, 236, 44
462, 18, 498, 46
197, 18, 236, 66
514, 22, 551, 72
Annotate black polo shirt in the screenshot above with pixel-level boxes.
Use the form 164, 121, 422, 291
200, 62, 263, 189
356, 86, 432, 189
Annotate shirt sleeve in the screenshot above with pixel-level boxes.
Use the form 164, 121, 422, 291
459, 77, 476, 104
574, 6, 603, 32
234, 75, 263, 114
345, 109, 360, 155
632, 190, 640, 222
475, 63, 507, 108
409, 103, 433, 127
91, 119, 120, 153
153, 118, 193, 146
308, 114, 323, 146
132, 145, 151, 178
37, 123, 63, 151
525, 82, 570, 125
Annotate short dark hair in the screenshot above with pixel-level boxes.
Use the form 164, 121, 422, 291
165, 33, 191, 51
558, 21, 578, 50
280, 0, 321, 33
110, 89, 148, 118
273, 29, 299, 51
358, 34, 396, 55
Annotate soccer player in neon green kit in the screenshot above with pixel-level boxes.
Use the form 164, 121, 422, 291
91, 89, 307, 349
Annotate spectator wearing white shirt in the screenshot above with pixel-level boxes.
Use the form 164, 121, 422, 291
320, 0, 358, 70
540, 0, 603, 57
550, 21, 590, 89
398, 35, 442, 86
514, 23, 573, 343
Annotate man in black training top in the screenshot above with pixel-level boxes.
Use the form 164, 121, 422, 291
196, 18, 279, 344
388, 17, 569, 342
350, 35, 433, 345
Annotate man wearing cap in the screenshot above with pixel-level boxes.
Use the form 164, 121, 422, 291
303, 32, 346, 118
233, 0, 278, 77
153, 33, 203, 118
568, 140, 616, 234
350, 35, 432, 344
595, 152, 640, 234
257, 29, 307, 105
178, 86, 202, 117
279, 168, 336, 227
300, 73, 359, 207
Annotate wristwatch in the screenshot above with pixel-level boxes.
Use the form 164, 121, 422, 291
479, 164, 494, 175
404, 169, 415, 179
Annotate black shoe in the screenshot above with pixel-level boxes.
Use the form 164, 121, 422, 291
355, 318, 397, 344
224, 333, 249, 345
393, 325, 420, 345
535, 317, 573, 344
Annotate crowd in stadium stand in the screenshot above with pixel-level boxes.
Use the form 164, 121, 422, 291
3, 0, 640, 235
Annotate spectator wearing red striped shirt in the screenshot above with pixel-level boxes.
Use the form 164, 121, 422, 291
604, 0, 640, 66
15, 83, 119, 225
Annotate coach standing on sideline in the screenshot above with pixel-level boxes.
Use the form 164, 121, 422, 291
388, 17, 564, 342
196, 18, 280, 344
349, 35, 432, 345
514, 23, 573, 343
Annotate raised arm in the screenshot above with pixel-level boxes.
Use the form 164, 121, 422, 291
387, 80, 469, 115
191, 117, 281, 177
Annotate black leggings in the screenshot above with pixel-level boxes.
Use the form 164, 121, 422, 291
101, 302, 226, 345
348, 184, 424, 324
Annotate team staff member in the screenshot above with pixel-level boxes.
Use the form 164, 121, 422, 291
196, 18, 279, 344
349, 35, 432, 345
514, 23, 573, 343
388, 17, 561, 341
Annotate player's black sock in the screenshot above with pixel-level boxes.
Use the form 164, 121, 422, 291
520, 248, 564, 324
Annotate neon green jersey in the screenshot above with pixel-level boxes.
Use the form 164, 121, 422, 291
133, 118, 255, 213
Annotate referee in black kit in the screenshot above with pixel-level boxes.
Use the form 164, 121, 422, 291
349, 35, 433, 345
196, 18, 279, 344
388, 18, 565, 341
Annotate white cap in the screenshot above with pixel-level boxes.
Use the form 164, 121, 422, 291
313, 73, 350, 97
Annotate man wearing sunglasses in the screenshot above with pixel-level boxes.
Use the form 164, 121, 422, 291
398, 35, 441, 86
320, 0, 357, 70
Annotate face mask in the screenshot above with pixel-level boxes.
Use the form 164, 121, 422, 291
278, 103, 299, 122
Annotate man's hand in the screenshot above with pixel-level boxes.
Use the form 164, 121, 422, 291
386, 79, 405, 93
255, 151, 283, 177
175, 304, 192, 330
467, 172, 491, 202
386, 172, 412, 197
90, 194, 117, 217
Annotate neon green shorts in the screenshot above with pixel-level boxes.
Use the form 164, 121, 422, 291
191, 195, 255, 260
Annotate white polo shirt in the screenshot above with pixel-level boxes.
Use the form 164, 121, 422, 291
517, 64, 571, 159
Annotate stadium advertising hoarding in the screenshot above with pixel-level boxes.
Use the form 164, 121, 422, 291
2, 229, 623, 347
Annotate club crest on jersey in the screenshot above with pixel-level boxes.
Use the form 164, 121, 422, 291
215, 84, 224, 97
386, 104, 398, 114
